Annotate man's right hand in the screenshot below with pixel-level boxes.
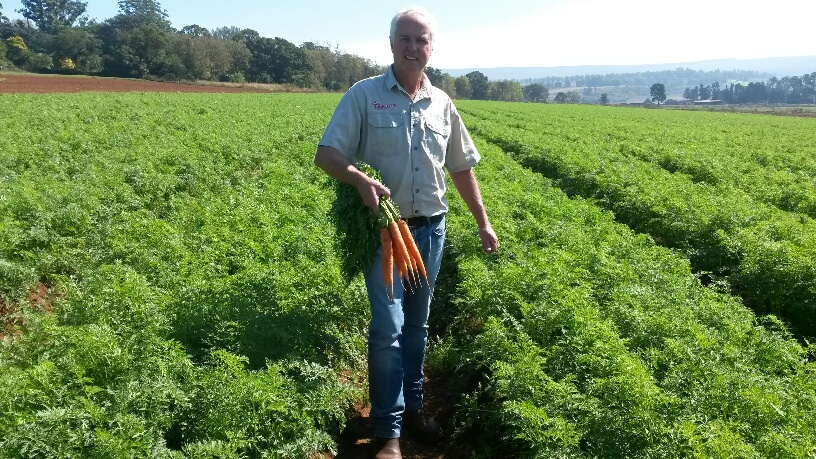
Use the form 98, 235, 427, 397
357, 177, 390, 215
315, 145, 390, 215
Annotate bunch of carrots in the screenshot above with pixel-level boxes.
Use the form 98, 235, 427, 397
377, 195, 428, 300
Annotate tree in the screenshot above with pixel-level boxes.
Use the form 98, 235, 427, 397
783, 75, 808, 104
735, 82, 767, 104
245, 36, 311, 84
437, 73, 456, 98
553, 91, 581, 103
0, 2, 9, 24
599, 93, 609, 105
211, 26, 245, 41
4, 35, 29, 65
17, 0, 87, 33
698, 83, 711, 100
465, 70, 489, 100
523, 83, 548, 102
301, 43, 328, 88
804, 72, 816, 104
117, 0, 168, 22
488, 80, 523, 102
684, 86, 698, 101
301, 42, 336, 89
711, 82, 722, 100
767, 77, 786, 103
454, 76, 471, 99
0, 39, 7, 68
50, 25, 101, 72
425, 66, 443, 87
179, 24, 210, 37
235, 28, 260, 43
169, 33, 249, 81
98, 5, 172, 77
721, 83, 735, 104
326, 51, 381, 90
650, 83, 666, 105
301, 41, 383, 89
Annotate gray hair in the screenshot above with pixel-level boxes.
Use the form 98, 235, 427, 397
389, 7, 437, 45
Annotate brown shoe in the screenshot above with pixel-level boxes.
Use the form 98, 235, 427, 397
403, 409, 443, 444
373, 437, 402, 459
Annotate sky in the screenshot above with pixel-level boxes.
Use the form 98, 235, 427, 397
4, 0, 815, 70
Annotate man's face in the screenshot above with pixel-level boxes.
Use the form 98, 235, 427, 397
390, 14, 433, 75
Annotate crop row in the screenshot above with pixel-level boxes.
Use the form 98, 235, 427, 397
460, 103, 816, 217
3, 92, 815, 458
434, 137, 816, 458
457, 102, 816, 338
0, 93, 368, 457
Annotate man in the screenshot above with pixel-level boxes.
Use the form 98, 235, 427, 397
314, 8, 498, 459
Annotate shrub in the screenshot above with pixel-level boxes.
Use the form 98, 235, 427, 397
0, 39, 8, 67
58, 58, 76, 71
227, 72, 245, 83
27, 53, 53, 71
5, 36, 28, 65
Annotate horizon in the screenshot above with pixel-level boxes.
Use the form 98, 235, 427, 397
441, 55, 816, 71
3, 0, 815, 70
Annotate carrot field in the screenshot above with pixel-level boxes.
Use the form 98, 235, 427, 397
1, 93, 814, 458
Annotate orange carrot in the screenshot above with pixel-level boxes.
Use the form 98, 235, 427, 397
380, 227, 394, 300
398, 219, 428, 287
388, 221, 412, 289
395, 222, 418, 288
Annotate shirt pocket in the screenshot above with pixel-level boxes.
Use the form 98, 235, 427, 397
424, 116, 451, 164
367, 112, 405, 157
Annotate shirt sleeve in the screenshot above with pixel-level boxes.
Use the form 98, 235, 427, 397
318, 87, 364, 163
444, 103, 481, 173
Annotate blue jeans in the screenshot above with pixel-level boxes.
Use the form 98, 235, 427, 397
364, 216, 446, 439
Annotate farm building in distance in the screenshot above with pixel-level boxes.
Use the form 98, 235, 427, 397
624, 97, 653, 106
664, 97, 693, 105
693, 99, 725, 105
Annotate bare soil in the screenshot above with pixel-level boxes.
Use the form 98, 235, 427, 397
0, 283, 58, 340
334, 367, 463, 459
0, 72, 275, 94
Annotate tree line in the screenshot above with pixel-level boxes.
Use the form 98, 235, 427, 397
0, 0, 383, 90
522, 67, 772, 91
6, 1, 811, 105
681, 73, 816, 104
425, 66, 549, 102
0, 0, 546, 102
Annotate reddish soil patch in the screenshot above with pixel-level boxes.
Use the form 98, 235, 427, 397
334, 368, 467, 459
0, 73, 273, 94
1, 282, 58, 340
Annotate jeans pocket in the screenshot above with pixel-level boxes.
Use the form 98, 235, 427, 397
432, 217, 446, 237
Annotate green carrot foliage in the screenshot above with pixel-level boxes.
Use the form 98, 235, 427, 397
328, 162, 381, 283
3, 93, 816, 458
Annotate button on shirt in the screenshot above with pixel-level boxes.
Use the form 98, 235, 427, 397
318, 66, 480, 218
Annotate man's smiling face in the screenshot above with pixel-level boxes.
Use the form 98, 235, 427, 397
390, 13, 433, 77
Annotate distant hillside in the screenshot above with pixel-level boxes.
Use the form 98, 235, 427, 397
443, 55, 816, 81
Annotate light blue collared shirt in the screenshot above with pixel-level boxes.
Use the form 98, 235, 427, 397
318, 66, 480, 218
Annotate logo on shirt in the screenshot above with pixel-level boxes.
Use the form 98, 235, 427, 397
372, 101, 397, 110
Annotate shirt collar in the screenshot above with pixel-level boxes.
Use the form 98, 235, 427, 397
386, 65, 432, 101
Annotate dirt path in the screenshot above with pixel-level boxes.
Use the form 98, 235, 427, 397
334, 368, 460, 459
